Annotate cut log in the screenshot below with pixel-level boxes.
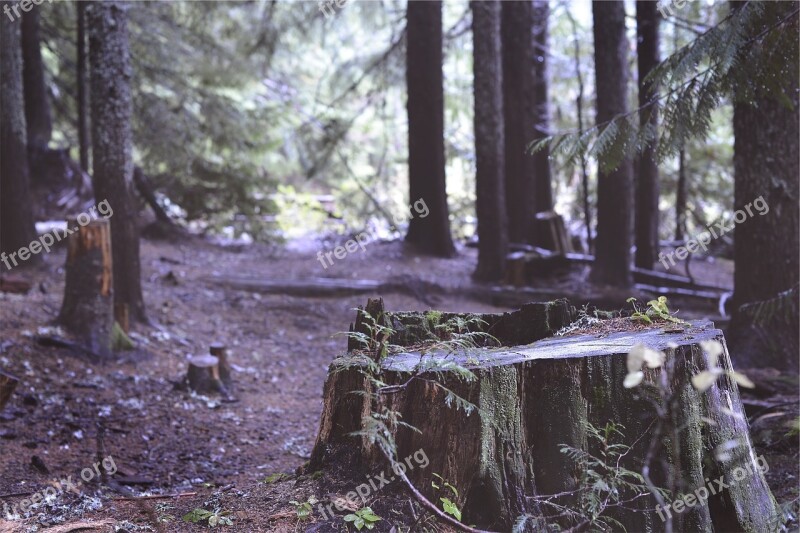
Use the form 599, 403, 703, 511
0, 275, 31, 294
57, 218, 114, 358
310, 300, 779, 532
531, 210, 573, 253
0, 370, 19, 411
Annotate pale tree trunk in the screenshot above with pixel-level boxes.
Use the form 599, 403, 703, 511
472, 0, 507, 282
590, 0, 633, 287
87, 1, 146, 322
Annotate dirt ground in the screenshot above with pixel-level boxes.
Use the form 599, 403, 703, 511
0, 234, 797, 532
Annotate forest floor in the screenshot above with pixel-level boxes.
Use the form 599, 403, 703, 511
0, 234, 796, 532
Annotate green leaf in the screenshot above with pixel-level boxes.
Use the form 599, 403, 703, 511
182, 509, 213, 523
440, 498, 461, 521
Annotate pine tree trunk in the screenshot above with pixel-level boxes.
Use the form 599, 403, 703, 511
729, 3, 799, 370
501, 0, 536, 244
21, 8, 52, 151
531, 0, 553, 215
311, 301, 779, 532
590, 0, 634, 287
77, 1, 90, 173
0, 2, 40, 262
87, 1, 147, 323
405, 0, 456, 257
635, 1, 661, 269
472, 0, 507, 282
58, 218, 114, 358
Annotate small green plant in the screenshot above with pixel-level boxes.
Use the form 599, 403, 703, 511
628, 296, 687, 325
343, 507, 382, 530
432, 473, 461, 521
289, 496, 317, 520
182, 508, 233, 528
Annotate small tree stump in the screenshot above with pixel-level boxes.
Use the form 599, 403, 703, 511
310, 300, 779, 532
185, 353, 233, 399
0, 370, 19, 411
57, 218, 114, 358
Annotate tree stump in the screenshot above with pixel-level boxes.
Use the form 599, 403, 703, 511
57, 218, 114, 358
185, 350, 233, 400
310, 300, 780, 532
0, 370, 19, 411
209, 343, 232, 387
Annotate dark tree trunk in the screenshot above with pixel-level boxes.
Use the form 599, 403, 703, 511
58, 218, 114, 358
77, 1, 90, 173
405, 0, 455, 257
21, 8, 52, 151
635, 1, 660, 269
501, 0, 536, 244
675, 148, 687, 241
1, 3, 39, 262
531, 1, 553, 215
87, 1, 146, 323
729, 3, 799, 370
472, 0, 507, 282
590, 1, 633, 287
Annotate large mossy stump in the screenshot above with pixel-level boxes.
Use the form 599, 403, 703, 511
310, 299, 779, 532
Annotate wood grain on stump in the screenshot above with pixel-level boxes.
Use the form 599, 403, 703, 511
57, 218, 114, 358
310, 300, 779, 532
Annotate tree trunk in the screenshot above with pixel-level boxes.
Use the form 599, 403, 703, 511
77, 0, 90, 173
0, 2, 39, 263
58, 218, 114, 358
472, 0, 507, 282
531, 0, 553, 215
21, 8, 52, 151
87, 1, 147, 323
311, 301, 779, 532
675, 148, 687, 241
635, 1, 661, 269
501, 0, 536, 244
729, 3, 799, 370
590, 0, 634, 287
405, 0, 456, 257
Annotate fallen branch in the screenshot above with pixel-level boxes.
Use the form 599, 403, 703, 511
112, 491, 196, 501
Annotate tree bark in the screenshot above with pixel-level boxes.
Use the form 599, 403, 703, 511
77, 1, 90, 173
57, 218, 114, 358
501, 1, 536, 244
21, 7, 52, 151
729, 3, 799, 370
590, 0, 634, 287
635, 1, 661, 269
472, 0, 507, 282
87, 1, 147, 323
405, 0, 456, 257
311, 302, 779, 531
0, 2, 40, 263
531, 0, 553, 215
